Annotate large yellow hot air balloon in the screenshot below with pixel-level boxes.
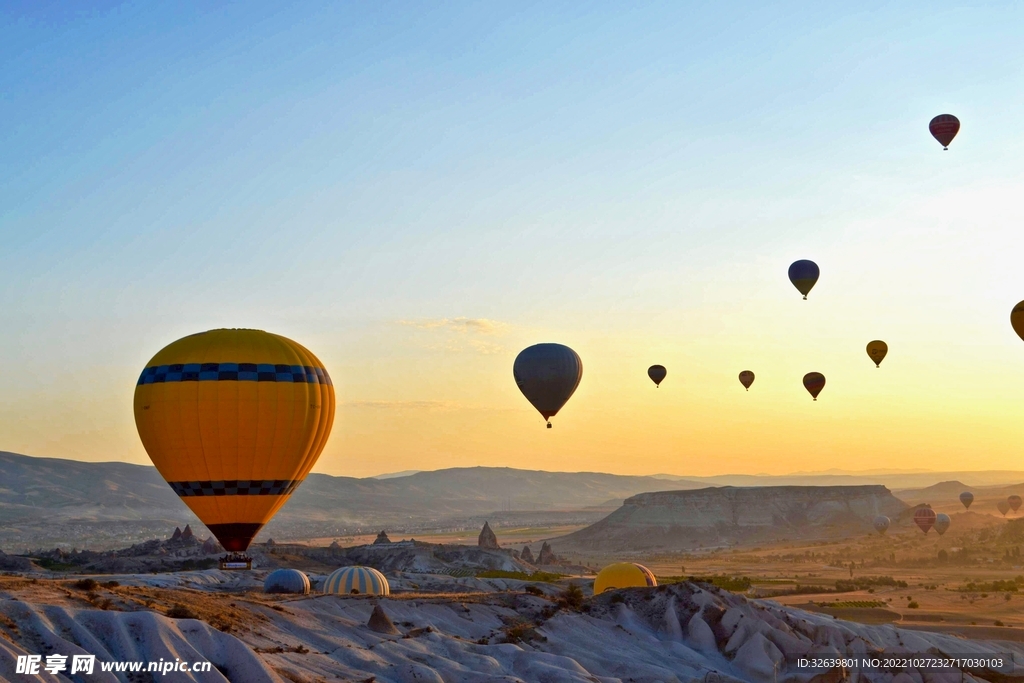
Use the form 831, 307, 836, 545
134, 329, 335, 552
593, 562, 657, 594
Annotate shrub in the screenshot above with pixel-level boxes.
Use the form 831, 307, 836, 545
907, 601, 919, 609
72, 578, 98, 591
559, 583, 584, 610
524, 585, 544, 597
995, 620, 1005, 626
476, 570, 565, 583
166, 604, 198, 619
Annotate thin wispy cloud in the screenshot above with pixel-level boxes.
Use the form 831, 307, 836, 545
398, 317, 509, 336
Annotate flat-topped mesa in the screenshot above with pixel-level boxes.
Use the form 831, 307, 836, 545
554, 485, 908, 552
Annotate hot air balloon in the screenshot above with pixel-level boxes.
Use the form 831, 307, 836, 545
929, 114, 960, 150
803, 372, 826, 400
513, 344, 582, 428
264, 568, 311, 595
593, 563, 657, 594
1009, 495, 1022, 514
648, 365, 667, 388
998, 500, 1011, 516
323, 566, 390, 595
1012, 301, 1024, 342
914, 507, 936, 534
738, 371, 755, 391
866, 340, 888, 368
134, 329, 335, 554
959, 491, 974, 510
934, 513, 951, 536
788, 260, 820, 300
873, 515, 890, 535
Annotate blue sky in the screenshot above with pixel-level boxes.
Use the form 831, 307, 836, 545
3, 2, 1024, 476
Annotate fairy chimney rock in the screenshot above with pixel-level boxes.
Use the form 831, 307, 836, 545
367, 604, 400, 635
171, 527, 182, 541
521, 545, 535, 564
181, 525, 194, 542
201, 537, 221, 554
373, 531, 392, 545
478, 522, 499, 549
537, 541, 558, 565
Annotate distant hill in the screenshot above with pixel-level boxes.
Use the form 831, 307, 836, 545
551, 485, 908, 553
0, 452, 706, 550
651, 471, 1024, 489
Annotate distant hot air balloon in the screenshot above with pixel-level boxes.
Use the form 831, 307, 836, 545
873, 515, 890, 535
929, 114, 960, 150
738, 371, 755, 391
1009, 495, 1022, 514
648, 365, 667, 388
959, 491, 974, 510
134, 329, 336, 553
594, 563, 657, 594
788, 260, 820, 300
514, 344, 582, 428
914, 507, 936, 534
934, 513, 951, 536
866, 340, 888, 368
1012, 301, 1024, 342
803, 372, 826, 400
998, 500, 1011, 516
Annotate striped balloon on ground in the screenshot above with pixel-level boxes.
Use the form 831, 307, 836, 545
323, 566, 390, 596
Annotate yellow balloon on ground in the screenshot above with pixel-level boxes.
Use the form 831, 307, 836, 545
593, 562, 657, 594
323, 566, 390, 595
1012, 301, 1024, 342
866, 340, 888, 368
134, 329, 335, 552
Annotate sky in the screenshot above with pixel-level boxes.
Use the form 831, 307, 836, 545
3, 2, 1024, 478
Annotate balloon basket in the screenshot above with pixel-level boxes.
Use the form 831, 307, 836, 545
219, 553, 253, 571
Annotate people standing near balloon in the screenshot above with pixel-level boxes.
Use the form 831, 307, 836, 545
803, 372, 825, 400
788, 260, 820, 300
134, 329, 336, 558
647, 365, 667, 388
866, 341, 888, 368
929, 114, 960, 150
738, 371, 754, 391
513, 344, 582, 428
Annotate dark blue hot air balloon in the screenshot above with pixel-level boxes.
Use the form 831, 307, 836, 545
513, 344, 582, 428
788, 260, 819, 300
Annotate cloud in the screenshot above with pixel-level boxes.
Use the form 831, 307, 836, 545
398, 317, 509, 336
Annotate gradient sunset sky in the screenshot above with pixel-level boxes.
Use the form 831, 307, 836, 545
3, 2, 1024, 478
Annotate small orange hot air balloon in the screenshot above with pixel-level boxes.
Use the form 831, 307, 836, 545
134, 329, 336, 553
738, 371, 755, 391
866, 340, 887, 368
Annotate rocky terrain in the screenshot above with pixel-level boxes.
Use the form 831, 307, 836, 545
0, 572, 1019, 682
553, 485, 909, 552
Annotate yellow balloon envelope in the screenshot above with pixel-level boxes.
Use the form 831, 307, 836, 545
866, 340, 888, 368
1012, 301, 1024, 342
133, 329, 335, 552
593, 562, 657, 594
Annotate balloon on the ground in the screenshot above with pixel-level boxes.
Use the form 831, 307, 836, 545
998, 500, 1011, 516
1009, 495, 1022, 513
788, 260, 820, 300
134, 329, 335, 553
1012, 301, 1024, 342
647, 365, 667, 388
594, 563, 657, 595
264, 568, 311, 595
738, 371, 755, 390
959, 491, 974, 510
873, 515, 890, 535
866, 340, 888, 368
929, 114, 960, 150
803, 372, 826, 400
913, 507, 936, 534
934, 513, 951, 536
323, 566, 390, 595
513, 344, 583, 428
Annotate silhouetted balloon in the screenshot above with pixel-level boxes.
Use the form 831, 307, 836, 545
934, 513, 950, 536
134, 329, 336, 552
803, 372, 826, 400
873, 515, 890, 535
648, 365, 667, 388
1011, 301, 1024, 342
959, 491, 974, 510
788, 260, 820, 300
998, 500, 1010, 516
514, 344, 582, 428
866, 340, 888, 368
929, 114, 960, 150
914, 507, 936, 534
1009, 495, 1022, 513
738, 371, 755, 391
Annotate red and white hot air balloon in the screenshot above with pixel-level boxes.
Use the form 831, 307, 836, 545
914, 507, 937, 534
929, 114, 960, 150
